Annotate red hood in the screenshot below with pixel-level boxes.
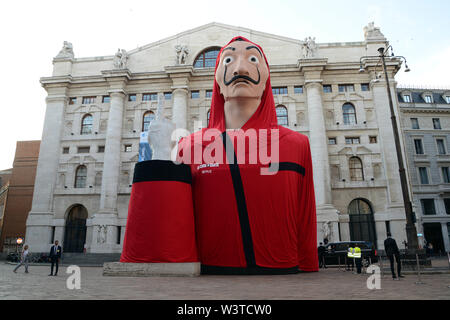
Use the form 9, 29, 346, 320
208, 36, 278, 132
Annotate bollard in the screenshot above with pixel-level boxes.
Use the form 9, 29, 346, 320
379, 255, 384, 277
415, 253, 424, 285
447, 252, 450, 270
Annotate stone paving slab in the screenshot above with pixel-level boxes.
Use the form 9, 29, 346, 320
1, 263, 449, 300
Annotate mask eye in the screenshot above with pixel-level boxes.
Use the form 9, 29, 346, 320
223, 56, 233, 66
249, 55, 259, 64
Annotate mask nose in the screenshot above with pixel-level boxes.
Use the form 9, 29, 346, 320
232, 56, 249, 76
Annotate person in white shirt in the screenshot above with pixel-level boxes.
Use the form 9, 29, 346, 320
13, 245, 30, 273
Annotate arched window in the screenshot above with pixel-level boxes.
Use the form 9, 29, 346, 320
194, 47, 221, 68
142, 111, 155, 132
74, 165, 87, 188
348, 198, 377, 246
342, 103, 357, 125
276, 105, 288, 126
349, 157, 364, 181
80, 114, 93, 134
207, 109, 210, 127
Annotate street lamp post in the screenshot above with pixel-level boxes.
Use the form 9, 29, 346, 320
360, 46, 419, 253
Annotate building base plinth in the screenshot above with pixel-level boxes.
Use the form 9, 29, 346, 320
102, 262, 201, 277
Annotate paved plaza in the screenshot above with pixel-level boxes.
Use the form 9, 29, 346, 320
1, 261, 449, 300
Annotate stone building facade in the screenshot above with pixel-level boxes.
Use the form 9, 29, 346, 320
26, 22, 413, 254
398, 88, 450, 253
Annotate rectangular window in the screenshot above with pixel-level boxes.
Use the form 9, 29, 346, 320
361, 83, 370, 92
191, 91, 200, 99
433, 118, 441, 129
50, 227, 55, 244
328, 138, 337, 145
77, 146, 90, 154
62, 147, 70, 154
369, 136, 377, 144
323, 85, 332, 93
205, 90, 213, 98
142, 93, 158, 101
69, 97, 77, 105
445, 96, 450, 104
164, 92, 172, 100
124, 144, 132, 152
445, 199, 450, 214
294, 86, 304, 94
414, 139, 424, 155
411, 118, 419, 129
97, 146, 105, 153
442, 167, 450, 183
338, 84, 355, 92
437, 139, 446, 155
272, 87, 288, 95
424, 95, 432, 103
421, 199, 436, 215
403, 95, 411, 103
102, 95, 110, 103
345, 137, 360, 144
128, 94, 136, 102
82, 96, 96, 104
419, 167, 429, 184
117, 226, 122, 245
385, 221, 391, 236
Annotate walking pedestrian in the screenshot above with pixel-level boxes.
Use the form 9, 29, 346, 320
384, 232, 403, 280
13, 245, 30, 273
48, 240, 62, 276
318, 243, 326, 268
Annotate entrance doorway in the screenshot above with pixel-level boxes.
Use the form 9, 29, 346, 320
64, 205, 88, 253
348, 198, 377, 248
423, 223, 445, 256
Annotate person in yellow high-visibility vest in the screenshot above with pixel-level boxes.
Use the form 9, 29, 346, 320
346, 245, 354, 271
353, 245, 362, 274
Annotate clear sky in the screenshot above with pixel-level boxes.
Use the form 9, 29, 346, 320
0, 0, 449, 170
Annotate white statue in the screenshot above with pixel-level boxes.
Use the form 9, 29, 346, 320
97, 225, 107, 244
301, 37, 317, 59
147, 93, 176, 160
56, 41, 74, 59
113, 48, 128, 69
175, 45, 189, 65
363, 22, 385, 39
322, 221, 331, 241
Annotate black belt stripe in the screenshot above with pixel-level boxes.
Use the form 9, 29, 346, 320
221, 132, 257, 268
277, 162, 306, 176
132, 160, 192, 184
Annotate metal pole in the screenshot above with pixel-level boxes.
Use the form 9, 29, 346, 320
415, 253, 423, 285
338, 255, 341, 271
378, 48, 419, 253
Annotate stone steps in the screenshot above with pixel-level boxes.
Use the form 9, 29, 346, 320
60, 253, 121, 266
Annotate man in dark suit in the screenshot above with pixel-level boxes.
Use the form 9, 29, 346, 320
384, 232, 403, 280
49, 240, 62, 276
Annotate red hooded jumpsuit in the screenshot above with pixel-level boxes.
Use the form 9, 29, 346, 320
120, 37, 318, 274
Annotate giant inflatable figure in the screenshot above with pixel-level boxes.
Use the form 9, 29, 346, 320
120, 36, 318, 274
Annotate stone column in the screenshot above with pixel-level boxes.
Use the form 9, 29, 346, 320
305, 81, 332, 207
99, 91, 125, 213
26, 88, 67, 252
172, 88, 188, 131
305, 80, 339, 243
